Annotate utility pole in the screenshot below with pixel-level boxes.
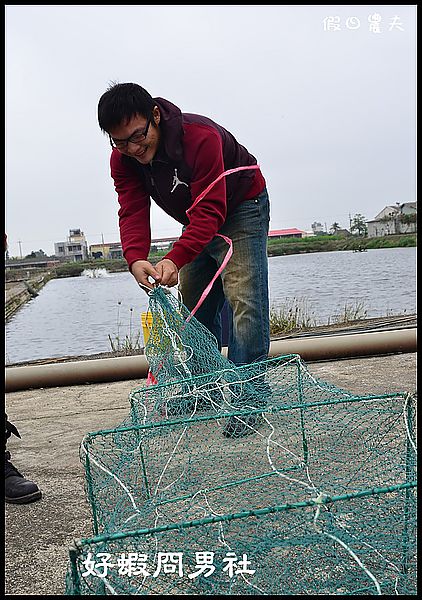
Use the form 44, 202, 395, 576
101, 233, 106, 259
18, 240, 23, 258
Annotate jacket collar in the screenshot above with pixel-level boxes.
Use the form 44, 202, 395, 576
153, 97, 184, 164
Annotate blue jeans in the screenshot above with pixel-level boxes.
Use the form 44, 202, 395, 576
179, 187, 270, 366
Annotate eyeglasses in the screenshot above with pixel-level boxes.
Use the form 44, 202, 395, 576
109, 114, 152, 150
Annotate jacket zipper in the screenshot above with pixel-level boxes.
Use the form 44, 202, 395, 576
149, 161, 167, 206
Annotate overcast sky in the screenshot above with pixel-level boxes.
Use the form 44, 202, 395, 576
5, 5, 416, 258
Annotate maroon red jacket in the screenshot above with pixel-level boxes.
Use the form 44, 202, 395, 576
110, 97, 266, 270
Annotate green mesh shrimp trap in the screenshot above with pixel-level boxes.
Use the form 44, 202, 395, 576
65, 287, 417, 595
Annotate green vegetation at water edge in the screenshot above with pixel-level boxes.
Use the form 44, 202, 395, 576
107, 297, 412, 354
52, 253, 167, 278
267, 233, 416, 256
54, 262, 86, 278
268, 297, 371, 335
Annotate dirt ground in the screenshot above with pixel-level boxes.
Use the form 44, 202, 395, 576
4, 352, 417, 596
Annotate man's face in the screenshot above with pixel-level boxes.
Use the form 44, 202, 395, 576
108, 108, 160, 164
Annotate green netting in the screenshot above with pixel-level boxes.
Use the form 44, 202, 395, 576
65, 287, 417, 595
143, 287, 233, 381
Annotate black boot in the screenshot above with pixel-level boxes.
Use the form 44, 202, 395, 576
5, 451, 42, 504
5, 415, 42, 504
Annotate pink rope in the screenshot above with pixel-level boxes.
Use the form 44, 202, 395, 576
187, 165, 260, 213
185, 232, 232, 323
186, 165, 260, 321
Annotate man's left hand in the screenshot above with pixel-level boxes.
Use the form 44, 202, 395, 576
154, 258, 179, 287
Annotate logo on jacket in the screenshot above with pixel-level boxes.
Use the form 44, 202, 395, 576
171, 168, 189, 193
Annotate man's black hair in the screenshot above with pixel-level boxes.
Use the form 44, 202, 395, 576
97, 82, 155, 133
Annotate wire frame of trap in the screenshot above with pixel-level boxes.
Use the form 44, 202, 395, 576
71, 355, 417, 595
66, 481, 416, 595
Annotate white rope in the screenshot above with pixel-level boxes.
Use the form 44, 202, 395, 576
403, 392, 417, 454
80, 440, 141, 515
312, 493, 382, 595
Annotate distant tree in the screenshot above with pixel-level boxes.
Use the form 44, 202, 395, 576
54, 262, 85, 278
399, 213, 417, 233
350, 214, 368, 237
329, 222, 341, 234
25, 249, 47, 258
400, 213, 416, 223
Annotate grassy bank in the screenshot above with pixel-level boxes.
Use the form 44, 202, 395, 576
269, 297, 375, 335
106, 295, 415, 355
267, 233, 416, 256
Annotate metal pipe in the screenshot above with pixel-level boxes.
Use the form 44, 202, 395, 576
5, 328, 416, 393
267, 327, 417, 362
5, 354, 150, 393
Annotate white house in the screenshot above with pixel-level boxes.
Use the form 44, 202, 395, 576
366, 203, 417, 238
54, 229, 89, 261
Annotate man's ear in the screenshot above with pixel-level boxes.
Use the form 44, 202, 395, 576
153, 106, 160, 125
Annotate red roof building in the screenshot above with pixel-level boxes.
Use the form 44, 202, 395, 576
268, 228, 307, 239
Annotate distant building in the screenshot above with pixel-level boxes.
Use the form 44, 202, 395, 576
150, 236, 178, 251
54, 229, 89, 261
367, 202, 417, 238
268, 228, 307, 240
89, 242, 123, 260
89, 235, 179, 259
336, 228, 352, 237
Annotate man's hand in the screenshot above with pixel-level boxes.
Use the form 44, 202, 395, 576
131, 258, 179, 289
154, 258, 179, 287
131, 260, 160, 290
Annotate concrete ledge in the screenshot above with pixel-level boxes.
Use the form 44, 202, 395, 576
5, 274, 52, 321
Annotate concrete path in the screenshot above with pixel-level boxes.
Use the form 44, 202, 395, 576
5, 353, 417, 596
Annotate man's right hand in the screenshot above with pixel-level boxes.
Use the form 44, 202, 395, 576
131, 260, 160, 290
